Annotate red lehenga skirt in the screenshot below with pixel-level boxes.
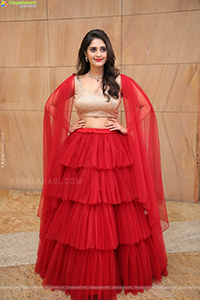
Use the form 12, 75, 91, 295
35, 127, 167, 300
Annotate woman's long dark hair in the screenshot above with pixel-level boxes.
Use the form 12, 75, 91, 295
76, 29, 120, 102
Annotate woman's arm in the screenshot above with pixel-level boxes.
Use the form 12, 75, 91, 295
137, 95, 151, 122
107, 75, 128, 134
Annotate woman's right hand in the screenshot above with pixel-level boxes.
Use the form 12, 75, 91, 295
69, 118, 86, 133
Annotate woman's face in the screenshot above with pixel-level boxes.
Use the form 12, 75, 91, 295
85, 38, 107, 69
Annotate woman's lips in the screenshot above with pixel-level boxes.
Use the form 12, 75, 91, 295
95, 59, 103, 62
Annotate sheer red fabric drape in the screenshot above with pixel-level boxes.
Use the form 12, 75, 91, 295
121, 74, 169, 274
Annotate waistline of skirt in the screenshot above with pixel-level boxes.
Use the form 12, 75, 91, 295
72, 128, 121, 134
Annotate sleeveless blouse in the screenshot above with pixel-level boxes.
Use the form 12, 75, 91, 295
74, 75, 122, 118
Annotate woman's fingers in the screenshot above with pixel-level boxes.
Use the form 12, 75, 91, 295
105, 118, 122, 132
105, 118, 117, 127
75, 118, 85, 129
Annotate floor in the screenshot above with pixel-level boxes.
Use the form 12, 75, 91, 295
0, 189, 200, 300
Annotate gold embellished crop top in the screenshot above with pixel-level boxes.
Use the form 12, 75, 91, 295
74, 75, 122, 118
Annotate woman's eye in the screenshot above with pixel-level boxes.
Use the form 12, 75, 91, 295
90, 48, 106, 53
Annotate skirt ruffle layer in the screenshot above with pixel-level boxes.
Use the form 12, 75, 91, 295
59, 128, 134, 170
35, 238, 166, 300
57, 166, 139, 205
36, 128, 168, 300
45, 201, 151, 250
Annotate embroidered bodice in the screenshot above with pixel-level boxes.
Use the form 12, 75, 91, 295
74, 75, 122, 118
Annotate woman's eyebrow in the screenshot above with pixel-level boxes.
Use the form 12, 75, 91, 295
89, 46, 107, 49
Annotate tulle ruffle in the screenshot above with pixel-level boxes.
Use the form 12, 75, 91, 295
59, 128, 134, 170
35, 238, 167, 300
44, 200, 151, 250
56, 166, 139, 205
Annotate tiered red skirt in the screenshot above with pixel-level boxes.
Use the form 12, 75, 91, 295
35, 128, 167, 300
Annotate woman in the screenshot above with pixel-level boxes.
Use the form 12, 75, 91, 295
35, 29, 169, 300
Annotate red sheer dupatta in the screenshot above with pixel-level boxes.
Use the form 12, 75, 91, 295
121, 74, 169, 273
121, 74, 169, 232
38, 74, 75, 219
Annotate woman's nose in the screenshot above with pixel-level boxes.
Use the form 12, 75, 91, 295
96, 50, 101, 57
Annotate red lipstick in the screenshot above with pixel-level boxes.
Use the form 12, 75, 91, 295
95, 59, 103, 62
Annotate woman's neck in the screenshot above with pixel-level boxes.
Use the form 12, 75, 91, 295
89, 66, 104, 77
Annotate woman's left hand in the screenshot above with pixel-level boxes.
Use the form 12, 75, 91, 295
105, 118, 127, 135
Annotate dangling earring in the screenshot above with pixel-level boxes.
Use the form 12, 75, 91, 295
85, 56, 88, 62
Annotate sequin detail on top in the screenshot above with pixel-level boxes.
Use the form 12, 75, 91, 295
74, 76, 122, 118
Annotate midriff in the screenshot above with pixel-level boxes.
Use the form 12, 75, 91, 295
82, 117, 111, 129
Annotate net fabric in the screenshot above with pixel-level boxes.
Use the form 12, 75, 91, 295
121, 74, 169, 275
121, 74, 168, 232
38, 75, 74, 219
